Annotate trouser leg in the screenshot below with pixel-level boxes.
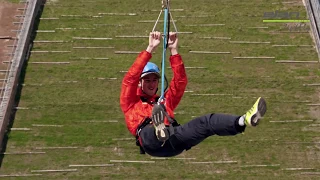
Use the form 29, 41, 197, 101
171, 113, 245, 150
140, 124, 184, 157
139, 113, 245, 157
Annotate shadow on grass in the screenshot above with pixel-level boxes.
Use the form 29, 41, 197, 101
0, 1, 46, 167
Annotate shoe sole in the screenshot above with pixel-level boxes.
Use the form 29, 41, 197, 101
251, 97, 267, 126
152, 104, 169, 142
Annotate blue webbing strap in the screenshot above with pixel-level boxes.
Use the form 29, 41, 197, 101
159, 6, 169, 101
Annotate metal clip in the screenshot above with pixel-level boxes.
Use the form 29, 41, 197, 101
162, 0, 169, 9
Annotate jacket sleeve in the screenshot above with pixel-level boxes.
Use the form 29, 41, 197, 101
164, 54, 188, 111
120, 51, 152, 113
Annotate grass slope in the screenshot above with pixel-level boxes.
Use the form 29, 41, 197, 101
1, 0, 320, 179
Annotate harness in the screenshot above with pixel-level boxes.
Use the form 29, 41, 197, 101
135, 96, 179, 154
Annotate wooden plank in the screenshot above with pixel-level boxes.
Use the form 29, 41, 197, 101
138, 20, 177, 23
35, 147, 79, 150
247, 27, 269, 29
150, 9, 184, 12
301, 172, 320, 175
98, 13, 137, 16
0, 174, 42, 177
55, 27, 96, 30
242, 164, 280, 167
10, 128, 31, 131
272, 45, 314, 47
32, 124, 63, 127
306, 103, 320, 106
39, 18, 59, 20
178, 67, 207, 69
234, 57, 275, 59
2, 152, 45, 155
69, 164, 114, 167
78, 120, 118, 123
230, 41, 270, 44
30, 62, 70, 64
73, 47, 114, 49
269, 120, 314, 123
112, 138, 135, 141
189, 161, 237, 164
200, 37, 231, 40
303, 83, 320, 86
176, 15, 213, 18
189, 51, 230, 54
115, 51, 140, 54
191, 94, 233, 96
14, 107, 29, 110
90, 77, 117, 80
115, 35, 148, 38
283, 168, 315, 171
93, 24, 124, 27
276, 60, 318, 63
186, 24, 225, 26
151, 157, 196, 160
31, 169, 77, 173
70, 57, 109, 60
110, 160, 155, 163
33, 40, 67, 43
36, 30, 55, 33
72, 37, 112, 40
31, 51, 71, 53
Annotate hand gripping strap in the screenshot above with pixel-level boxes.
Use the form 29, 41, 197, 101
152, 102, 175, 141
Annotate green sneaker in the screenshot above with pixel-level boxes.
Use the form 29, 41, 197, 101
244, 97, 267, 126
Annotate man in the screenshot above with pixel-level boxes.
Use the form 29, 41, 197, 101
120, 31, 267, 157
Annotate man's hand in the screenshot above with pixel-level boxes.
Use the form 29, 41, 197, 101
167, 32, 178, 55
146, 31, 161, 53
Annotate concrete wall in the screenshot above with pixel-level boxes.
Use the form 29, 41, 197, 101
305, 0, 320, 60
0, 0, 43, 151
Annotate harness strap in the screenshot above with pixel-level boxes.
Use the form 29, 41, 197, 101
135, 116, 180, 155
135, 117, 152, 154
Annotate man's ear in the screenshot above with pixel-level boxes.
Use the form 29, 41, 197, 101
138, 80, 142, 87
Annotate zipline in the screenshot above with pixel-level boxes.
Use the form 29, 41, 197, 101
152, 0, 178, 102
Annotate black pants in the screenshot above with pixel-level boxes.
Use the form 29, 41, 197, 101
139, 113, 245, 157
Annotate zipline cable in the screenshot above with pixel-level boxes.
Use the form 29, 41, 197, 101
152, 0, 179, 103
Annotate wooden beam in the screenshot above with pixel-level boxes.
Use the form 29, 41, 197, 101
31, 169, 77, 173
110, 160, 155, 163
189, 51, 230, 54
276, 60, 318, 63
69, 164, 114, 167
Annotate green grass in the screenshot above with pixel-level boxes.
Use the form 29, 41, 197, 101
1, 0, 320, 179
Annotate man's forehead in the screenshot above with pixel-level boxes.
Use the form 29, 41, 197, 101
142, 74, 159, 80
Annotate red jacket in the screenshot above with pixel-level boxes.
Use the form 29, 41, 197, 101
120, 51, 188, 136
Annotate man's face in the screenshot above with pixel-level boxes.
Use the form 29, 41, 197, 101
140, 73, 159, 96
